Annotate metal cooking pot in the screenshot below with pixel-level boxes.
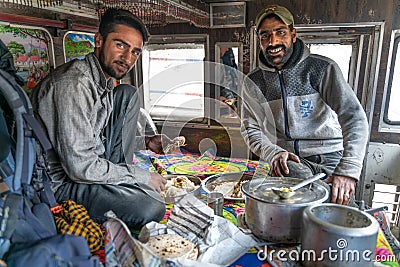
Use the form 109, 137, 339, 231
241, 177, 328, 243
301, 203, 379, 267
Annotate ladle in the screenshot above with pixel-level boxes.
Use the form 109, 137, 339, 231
272, 173, 326, 199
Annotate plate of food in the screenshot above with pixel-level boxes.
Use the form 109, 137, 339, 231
202, 172, 253, 201
161, 174, 201, 203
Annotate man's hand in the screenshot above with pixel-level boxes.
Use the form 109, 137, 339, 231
270, 151, 300, 177
149, 172, 167, 193
323, 175, 356, 206
220, 96, 237, 112
145, 134, 172, 154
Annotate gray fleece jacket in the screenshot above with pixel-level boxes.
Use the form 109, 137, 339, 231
30, 53, 150, 192
240, 39, 369, 180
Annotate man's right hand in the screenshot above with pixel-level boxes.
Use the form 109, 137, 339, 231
269, 151, 300, 177
149, 172, 167, 193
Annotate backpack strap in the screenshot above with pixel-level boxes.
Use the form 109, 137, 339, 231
41, 169, 61, 214
22, 105, 61, 214
22, 113, 51, 152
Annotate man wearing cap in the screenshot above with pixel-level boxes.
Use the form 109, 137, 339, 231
240, 5, 369, 205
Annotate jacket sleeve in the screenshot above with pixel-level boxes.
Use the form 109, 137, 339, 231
40, 77, 150, 185
319, 61, 369, 180
239, 76, 285, 163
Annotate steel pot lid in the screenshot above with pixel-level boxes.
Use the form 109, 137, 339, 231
241, 177, 329, 205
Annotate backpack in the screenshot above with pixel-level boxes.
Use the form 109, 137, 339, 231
0, 69, 100, 266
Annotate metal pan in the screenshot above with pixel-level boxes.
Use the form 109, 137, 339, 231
162, 174, 202, 204
202, 172, 252, 201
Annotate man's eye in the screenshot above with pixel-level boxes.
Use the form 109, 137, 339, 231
116, 43, 125, 49
277, 30, 286, 36
259, 33, 270, 40
132, 50, 141, 56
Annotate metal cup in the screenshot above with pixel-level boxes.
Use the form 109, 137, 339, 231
207, 192, 224, 216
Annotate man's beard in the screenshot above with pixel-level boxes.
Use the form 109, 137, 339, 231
99, 48, 128, 80
263, 43, 294, 68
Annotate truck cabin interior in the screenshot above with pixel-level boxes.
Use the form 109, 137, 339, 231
1, 0, 400, 265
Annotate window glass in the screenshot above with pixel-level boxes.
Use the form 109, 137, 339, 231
63, 31, 95, 62
218, 46, 239, 119
308, 44, 352, 81
141, 43, 205, 121
385, 37, 400, 123
0, 25, 52, 93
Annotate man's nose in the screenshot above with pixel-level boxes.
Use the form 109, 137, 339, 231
269, 33, 278, 46
121, 50, 133, 64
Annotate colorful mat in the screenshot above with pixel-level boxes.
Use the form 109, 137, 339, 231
132, 149, 270, 179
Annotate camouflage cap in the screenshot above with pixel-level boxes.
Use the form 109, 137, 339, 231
255, 5, 294, 31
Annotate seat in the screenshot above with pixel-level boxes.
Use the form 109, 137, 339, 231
137, 108, 158, 136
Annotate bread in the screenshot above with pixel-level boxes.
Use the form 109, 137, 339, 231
146, 234, 198, 260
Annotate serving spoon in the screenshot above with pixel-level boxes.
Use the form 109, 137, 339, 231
272, 173, 326, 199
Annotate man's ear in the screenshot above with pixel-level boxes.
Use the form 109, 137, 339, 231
292, 28, 297, 43
94, 32, 103, 48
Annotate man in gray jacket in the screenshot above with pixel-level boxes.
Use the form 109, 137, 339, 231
240, 5, 369, 205
31, 9, 167, 228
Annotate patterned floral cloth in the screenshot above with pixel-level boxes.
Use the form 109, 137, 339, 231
132, 149, 270, 179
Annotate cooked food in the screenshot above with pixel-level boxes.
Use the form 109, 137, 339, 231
212, 181, 236, 197
210, 180, 246, 198
232, 180, 246, 198
161, 175, 199, 197
163, 136, 186, 154
146, 234, 198, 260
280, 187, 293, 193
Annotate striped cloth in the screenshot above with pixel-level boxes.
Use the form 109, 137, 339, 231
54, 200, 103, 253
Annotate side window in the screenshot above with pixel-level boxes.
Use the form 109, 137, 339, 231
140, 35, 208, 122
0, 25, 53, 93
63, 31, 95, 62
307, 44, 352, 82
215, 42, 243, 121
381, 31, 400, 128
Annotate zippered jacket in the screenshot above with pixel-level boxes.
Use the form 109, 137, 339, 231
240, 39, 369, 180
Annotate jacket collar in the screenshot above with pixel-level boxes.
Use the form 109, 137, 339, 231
86, 53, 114, 95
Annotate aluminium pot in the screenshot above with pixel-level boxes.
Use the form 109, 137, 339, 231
301, 203, 379, 267
241, 177, 329, 243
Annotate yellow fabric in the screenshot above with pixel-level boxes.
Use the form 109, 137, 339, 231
54, 200, 103, 253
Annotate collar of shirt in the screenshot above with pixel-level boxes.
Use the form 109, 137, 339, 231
86, 53, 115, 96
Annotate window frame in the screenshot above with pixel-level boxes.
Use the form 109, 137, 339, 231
214, 42, 243, 124
63, 31, 95, 63
137, 34, 210, 124
0, 22, 55, 88
379, 29, 400, 132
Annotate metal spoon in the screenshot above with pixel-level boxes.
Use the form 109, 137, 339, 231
272, 173, 326, 199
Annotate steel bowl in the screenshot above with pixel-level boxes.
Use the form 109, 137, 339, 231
163, 174, 202, 204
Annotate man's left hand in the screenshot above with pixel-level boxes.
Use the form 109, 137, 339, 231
323, 175, 356, 206
145, 134, 172, 154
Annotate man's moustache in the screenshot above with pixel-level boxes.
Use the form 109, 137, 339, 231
115, 60, 129, 69
266, 45, 286, 53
